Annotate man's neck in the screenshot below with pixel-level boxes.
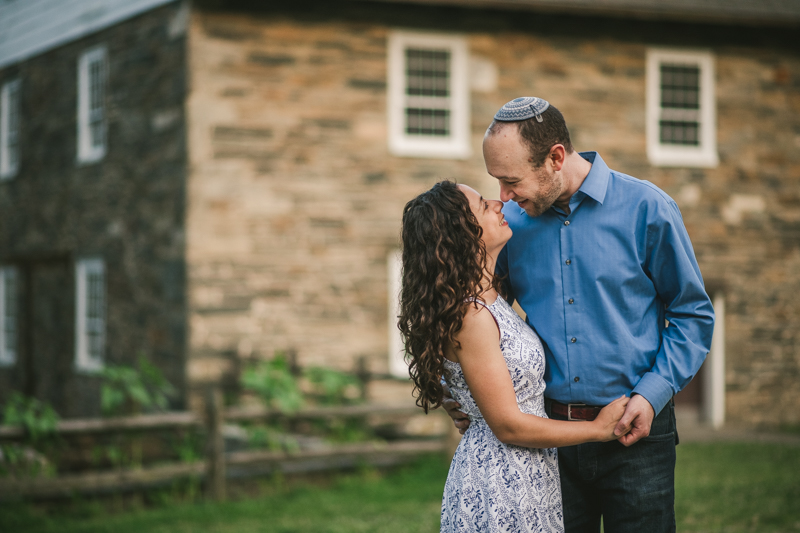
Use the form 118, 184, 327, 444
552, 151, 593, 213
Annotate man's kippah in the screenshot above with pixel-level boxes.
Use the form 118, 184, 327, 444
494, 97, 550, 123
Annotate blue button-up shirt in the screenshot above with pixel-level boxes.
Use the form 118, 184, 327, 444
496, 152, 715, 415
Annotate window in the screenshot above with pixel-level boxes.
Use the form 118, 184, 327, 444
75, 258, 105, 372
0, 79, 21, 179
646, 49, 717, 167
387, 249, 407, 378
387, 31, 470, 159
77, 46, 107, 163
0, 266, 18, 366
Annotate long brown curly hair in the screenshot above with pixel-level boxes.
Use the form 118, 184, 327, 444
398, 180, 503, 413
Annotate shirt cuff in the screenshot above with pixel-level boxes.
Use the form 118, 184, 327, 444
631, 372, 675, 416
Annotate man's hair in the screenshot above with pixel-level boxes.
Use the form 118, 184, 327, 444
487, 105, 574, 167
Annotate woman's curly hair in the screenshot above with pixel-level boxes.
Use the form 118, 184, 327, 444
398, 180, 503, 413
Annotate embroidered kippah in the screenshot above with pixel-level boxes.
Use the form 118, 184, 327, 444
494, 97, 550, 123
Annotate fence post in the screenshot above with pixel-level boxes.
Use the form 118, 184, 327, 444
287, 348, 301, 377
205, 386, 226, 501
355, 356, 370, 401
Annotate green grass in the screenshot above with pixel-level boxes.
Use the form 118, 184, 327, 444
1, 443, 799, 533
675, 442, 800, 532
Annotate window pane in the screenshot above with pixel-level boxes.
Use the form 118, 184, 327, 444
405, 108, 450, 136
7, 82, 20, 170
88, 58, 105, 149
405, 49, 450, 98
660, 65, 700, 110
86, 270, 104, 360
659, 120, 700, 146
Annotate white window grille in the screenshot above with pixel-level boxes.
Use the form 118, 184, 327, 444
387, 249, 408, 378
0, 79, 21, 179
646, 49, 717, 168
0, 266, 18, 366
77, 46, 107, 163
387, 31, 470, 159
75, 258, 105, 372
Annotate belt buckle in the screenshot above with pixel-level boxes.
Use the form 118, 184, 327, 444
567, 403, 587, 421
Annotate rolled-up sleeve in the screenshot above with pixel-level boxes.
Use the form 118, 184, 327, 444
631, 199, 715, 414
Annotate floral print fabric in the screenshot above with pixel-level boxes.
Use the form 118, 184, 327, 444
441, 295, 564, 532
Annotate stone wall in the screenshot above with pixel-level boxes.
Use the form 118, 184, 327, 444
0, 3, 189, 417
186, 2, 800, 426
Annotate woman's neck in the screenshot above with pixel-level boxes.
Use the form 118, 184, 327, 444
480, 249, 499, 298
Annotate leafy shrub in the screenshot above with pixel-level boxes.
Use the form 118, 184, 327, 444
305, 366, 361, 405
1, 393, 60, 478
241, 353, 303, 412
100, 356, 176, 416
2, 392, 59, 442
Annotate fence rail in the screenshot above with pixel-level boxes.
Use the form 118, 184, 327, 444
0, 388, 450, 502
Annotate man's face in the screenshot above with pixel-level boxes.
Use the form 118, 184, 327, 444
482, 125, 563, 218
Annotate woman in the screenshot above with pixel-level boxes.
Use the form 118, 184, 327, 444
399, 180, 629, 532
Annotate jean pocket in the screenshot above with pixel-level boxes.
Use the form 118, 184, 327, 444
641, 431, 676, 444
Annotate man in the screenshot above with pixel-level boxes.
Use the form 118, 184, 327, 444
444, 97, 715, 532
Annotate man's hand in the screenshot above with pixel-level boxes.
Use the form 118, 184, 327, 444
442, 383, 471, 435
614, 393, 655, 447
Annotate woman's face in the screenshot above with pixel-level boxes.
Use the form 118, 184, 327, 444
457, 184, 512, 253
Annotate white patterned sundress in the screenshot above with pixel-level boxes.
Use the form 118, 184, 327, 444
441, 295, 564, 533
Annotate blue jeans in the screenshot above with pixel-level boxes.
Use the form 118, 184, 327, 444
547, 400, 678, 533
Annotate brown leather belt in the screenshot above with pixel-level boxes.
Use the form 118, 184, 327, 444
549, 401, 603, 421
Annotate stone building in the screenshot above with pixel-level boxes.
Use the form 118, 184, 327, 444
1, 0, 798, 428
0, 0, 189, 416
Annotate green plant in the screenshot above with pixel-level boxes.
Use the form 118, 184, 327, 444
2, 392, 59, 442
246, 423, 300, 452
304, 366, 361, 405
169, 431, 204, 463
100, 355, 176, 416
1, 393, 60, 478
241, 354, 303, 412
97, 356, 176, 469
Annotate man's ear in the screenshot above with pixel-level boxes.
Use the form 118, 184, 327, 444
548, 144, 566, 172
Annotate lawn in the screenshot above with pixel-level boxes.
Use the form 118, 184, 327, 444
1, 442, 798, 533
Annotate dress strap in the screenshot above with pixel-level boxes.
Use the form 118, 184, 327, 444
464, 296, 491, 310
464, 296, 501, 333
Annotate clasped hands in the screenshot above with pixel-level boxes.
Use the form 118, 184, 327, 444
442, 384, 655, 446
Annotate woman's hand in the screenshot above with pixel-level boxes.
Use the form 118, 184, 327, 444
592, 396, 631, 442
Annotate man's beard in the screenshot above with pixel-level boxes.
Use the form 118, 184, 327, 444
520, 170, 561, 218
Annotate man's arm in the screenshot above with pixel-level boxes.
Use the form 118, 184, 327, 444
616, 198, 715, 446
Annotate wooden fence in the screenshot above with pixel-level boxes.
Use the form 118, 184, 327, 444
0, 388, 455, 502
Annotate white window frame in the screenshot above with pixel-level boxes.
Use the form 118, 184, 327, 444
387, 31, 470, 159
703, 292, 725, 428
646, 48, 717, 168
0, 79, 21, 179
387, 249, 408, 378
75, 258, 105, 372
0, 266, 18, 367
77, 46, 108, 164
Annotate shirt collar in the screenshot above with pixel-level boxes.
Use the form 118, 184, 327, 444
574, 151, 609, 205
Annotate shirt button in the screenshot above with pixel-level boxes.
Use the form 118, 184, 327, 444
571, 337, 577, 343
564, 221, 570, 226
568, 298, 574, 304
565, 259, 571, 265
574, 377, 580, 382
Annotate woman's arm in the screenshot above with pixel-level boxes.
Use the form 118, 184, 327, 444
453, 303, 629, 448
